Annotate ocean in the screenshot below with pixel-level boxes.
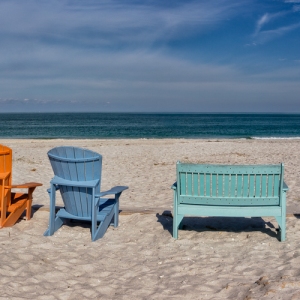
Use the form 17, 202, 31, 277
0, 113, 300, 139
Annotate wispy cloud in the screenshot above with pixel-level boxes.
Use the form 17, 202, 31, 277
0, 0, 246, 49
0, 0, 299, 112
292, 5, 300, 11
284, 0, 300, 13
252, 2, 300, 44
254, 22, 300, 44
254, 11, 288, 36
0, 0, 250, 107
254, 13, 271, 35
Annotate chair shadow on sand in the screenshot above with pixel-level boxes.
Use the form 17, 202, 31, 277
156, 211, 279, 240
7, 204, 45, 226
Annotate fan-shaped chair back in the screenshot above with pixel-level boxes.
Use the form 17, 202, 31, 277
48, 146, 102, 217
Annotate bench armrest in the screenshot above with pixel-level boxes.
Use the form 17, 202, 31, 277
171, 182, 177, 190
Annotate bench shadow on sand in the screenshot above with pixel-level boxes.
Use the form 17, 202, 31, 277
157, 211, 279, 240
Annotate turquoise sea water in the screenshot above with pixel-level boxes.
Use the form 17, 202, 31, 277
0, 113, 300, 139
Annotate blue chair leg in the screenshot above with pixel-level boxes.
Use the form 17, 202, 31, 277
92, 207, 115, 241
44, 215, 64, 236
44, 184, 64, 236
113, 193, 121, 228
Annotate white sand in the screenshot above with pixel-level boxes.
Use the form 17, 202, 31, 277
1, 138, 300, 299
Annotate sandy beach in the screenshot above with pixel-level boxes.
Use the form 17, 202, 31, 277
1, 138, 300, 299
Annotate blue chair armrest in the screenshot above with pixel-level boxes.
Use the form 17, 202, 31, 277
50, 175, 100, 188
283, 181, 289, 191
96, 186, 128, 198
171, 182, 177, 190
47, 186, 60, 193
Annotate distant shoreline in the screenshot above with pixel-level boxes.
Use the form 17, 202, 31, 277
1, 112, 300, 115
2, 137, 300, 140
2, 137, 300, 141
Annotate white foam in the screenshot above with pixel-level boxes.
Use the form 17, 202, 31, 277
252, 136, 300, 140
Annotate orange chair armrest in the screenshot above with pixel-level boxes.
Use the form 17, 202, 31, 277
0, 172, 11, 180
5, 182, 43, 189
0, 150, 10, 155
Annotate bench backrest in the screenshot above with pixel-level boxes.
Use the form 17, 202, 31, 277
48, 146, 102, 217
176, 162, 284, 206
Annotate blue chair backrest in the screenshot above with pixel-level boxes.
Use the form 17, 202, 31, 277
48, 146, 102, 217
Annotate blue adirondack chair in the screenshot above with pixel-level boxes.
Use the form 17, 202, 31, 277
44, 146, 128, 241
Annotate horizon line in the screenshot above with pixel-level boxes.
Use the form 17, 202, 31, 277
1, 112, 300, 115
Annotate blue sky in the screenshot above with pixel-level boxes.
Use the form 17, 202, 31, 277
0, 0, 300, 113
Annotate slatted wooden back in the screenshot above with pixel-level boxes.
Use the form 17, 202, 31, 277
0, 144, 12, 207
176, 162, 284, 206
48, 146, 102, 217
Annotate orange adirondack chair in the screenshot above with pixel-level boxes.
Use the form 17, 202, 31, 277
0, 144, 42, 228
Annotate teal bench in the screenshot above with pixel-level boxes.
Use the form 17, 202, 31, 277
171, 162, 288, 241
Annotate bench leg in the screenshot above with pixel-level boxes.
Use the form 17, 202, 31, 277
275, 216, 286, 242
280, 225, 286, 242
173, 214, 184, 239
178, 219, 184, 230
278, 190, 287, 242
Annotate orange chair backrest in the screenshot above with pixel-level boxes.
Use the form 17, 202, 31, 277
0, 144, 12, 207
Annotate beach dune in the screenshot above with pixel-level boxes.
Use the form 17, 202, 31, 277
1, 138, 300, 299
